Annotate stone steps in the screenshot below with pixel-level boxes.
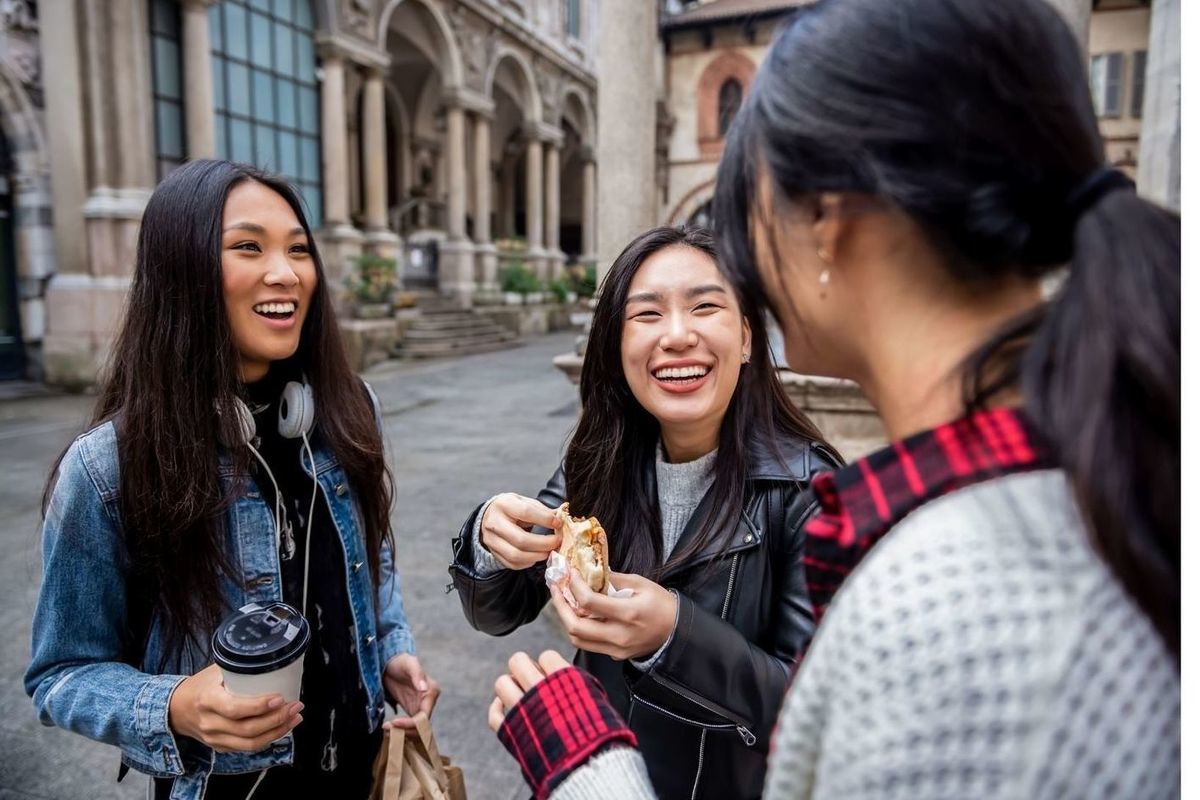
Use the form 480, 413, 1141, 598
401, 337, 523, 359
396, 308, 521, 359
405, 317, 503, 334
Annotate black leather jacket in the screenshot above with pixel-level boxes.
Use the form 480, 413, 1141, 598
448, 434, 839, 800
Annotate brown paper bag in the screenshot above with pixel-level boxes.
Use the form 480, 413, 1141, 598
370, 714, 467, 800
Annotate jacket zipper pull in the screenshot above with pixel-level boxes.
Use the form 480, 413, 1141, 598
737, 725, 757, 747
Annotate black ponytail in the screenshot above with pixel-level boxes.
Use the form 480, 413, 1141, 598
713, 0, 1179, 656
1021, 189, 1180, 657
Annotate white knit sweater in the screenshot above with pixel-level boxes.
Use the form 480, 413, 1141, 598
549, 470, 1181, 800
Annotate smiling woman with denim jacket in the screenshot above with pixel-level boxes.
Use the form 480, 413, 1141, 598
24, 160, 438, 800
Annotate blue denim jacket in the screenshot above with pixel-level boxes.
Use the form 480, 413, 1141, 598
24, 396, 415, 800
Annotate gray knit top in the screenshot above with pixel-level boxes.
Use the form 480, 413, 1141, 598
547, 470, 1181, 800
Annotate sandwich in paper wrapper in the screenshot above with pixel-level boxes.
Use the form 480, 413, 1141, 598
545, 503, 633, 605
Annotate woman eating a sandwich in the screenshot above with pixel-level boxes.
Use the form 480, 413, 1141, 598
448, 225, 840, 800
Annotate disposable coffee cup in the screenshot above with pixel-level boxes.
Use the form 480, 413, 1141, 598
212, 602, 310, 703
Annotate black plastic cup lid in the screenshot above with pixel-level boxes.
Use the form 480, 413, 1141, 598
212, 602, 310, 675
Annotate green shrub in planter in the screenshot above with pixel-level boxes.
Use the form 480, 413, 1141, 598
566, 263, 597, 298
344, 253, 398, 304
547, 277, 573, 303
500, 263, 541, 295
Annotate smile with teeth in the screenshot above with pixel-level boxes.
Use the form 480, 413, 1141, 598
653, 365, 711, 383
253, 301, 297, 320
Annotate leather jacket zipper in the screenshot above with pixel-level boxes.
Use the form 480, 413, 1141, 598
630, 694, 757, 745
631, 554, 751, 800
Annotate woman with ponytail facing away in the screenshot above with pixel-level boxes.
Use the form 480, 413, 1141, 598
485, 1, 1180, 798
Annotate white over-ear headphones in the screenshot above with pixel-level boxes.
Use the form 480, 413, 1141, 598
225, 379, 315, 446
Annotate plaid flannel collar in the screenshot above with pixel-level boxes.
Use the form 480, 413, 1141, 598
803, 406, 1053, 625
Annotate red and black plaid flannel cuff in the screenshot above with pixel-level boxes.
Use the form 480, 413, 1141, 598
497, 667, 638, 800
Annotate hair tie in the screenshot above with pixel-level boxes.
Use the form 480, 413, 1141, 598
1065, 166, 1134, 222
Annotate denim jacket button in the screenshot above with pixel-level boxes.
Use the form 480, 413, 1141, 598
364, 634, 376, 646
255, 576, 272, 587
334, 482, 347, 497
352, 560, 364, 573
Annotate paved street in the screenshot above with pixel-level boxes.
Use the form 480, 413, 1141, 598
0, 331, 581, 800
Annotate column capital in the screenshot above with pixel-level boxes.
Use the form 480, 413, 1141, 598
442, 87, 495, 118
315, 33, 390, 70
360, 63, 388, 81
522, 121, 564, 147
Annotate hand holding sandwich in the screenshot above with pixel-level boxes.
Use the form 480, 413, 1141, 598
550, 570, 678, 661
480, 493, 563, 570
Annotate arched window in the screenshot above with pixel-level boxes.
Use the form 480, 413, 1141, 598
210, 0, 323, 225
718, 78, 742, 137
150, 0, 186, 180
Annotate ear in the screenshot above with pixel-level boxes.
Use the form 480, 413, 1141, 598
812, 193, 851, 263
741, 316, 752, 356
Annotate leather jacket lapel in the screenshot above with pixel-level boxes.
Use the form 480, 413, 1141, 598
658, 488, 763, 583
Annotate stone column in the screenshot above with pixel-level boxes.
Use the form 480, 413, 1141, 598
182, 0, 217, 158
544, 140, 563, 280
112, 0, 156, 191
321, 53, 350, 228
581, 152, 597, 264
361, 67, 400, 261
44, 0, 157, 388
473, 112, 498, 293
1137, 0, 1180, 211
597, 0, 657, 283
525, 132, 545, 279
440, 100, 475, 305
317, 46, 363, 285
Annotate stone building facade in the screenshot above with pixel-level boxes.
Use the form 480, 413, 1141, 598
655, 0, 1172, 226
5, 0, 599, 387
1089, 0, 1152, 176
657, 0, 800, 228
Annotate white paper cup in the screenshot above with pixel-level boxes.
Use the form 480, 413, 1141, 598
212, 602, 309, 703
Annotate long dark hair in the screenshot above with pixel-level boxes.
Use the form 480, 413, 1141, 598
714, 0, 1179, 655
564, 226, 834, 578
47, 160, 394, 661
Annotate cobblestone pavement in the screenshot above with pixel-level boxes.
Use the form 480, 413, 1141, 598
0, 331, 581, 800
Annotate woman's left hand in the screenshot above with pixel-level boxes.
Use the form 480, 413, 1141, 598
382, 653, 441, 730
487, 650, 574, 732
550, 570, 678, 661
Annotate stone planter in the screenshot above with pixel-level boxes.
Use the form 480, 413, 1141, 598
503, 291, 523, 306
525, 291, 545, 305
353, 301, 392, 320
777, 372, 887, 461
340, 318, 397, 372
